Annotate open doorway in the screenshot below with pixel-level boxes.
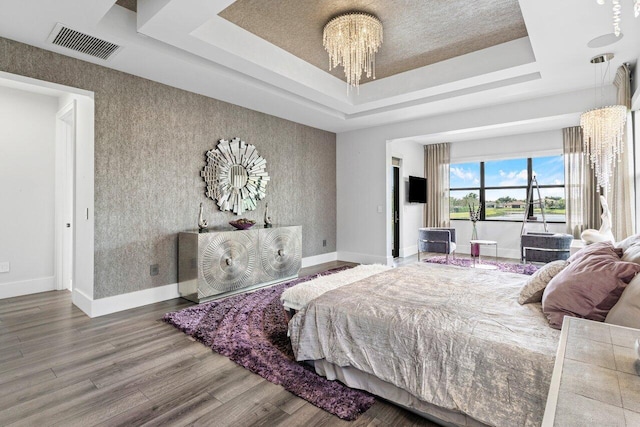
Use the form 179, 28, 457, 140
0, 72, 94, 308
391, 158, 401, 258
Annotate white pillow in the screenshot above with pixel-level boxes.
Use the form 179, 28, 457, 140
616, 234, 640, 251
622, 244, 640, 264
605, 273, 640, 329
518, 260, 568, 305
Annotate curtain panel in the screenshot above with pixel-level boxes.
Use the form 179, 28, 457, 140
424, 143, 451, 227
563, 126, 600, 238
609, 64, 634, 240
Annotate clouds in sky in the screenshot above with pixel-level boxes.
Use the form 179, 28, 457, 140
450, 156, 565, 199
450, 166, 479, 185
497, 169, 528, 186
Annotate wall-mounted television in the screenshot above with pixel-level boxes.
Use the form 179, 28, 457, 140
408, 176, 427, 203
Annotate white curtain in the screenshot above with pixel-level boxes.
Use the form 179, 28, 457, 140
564, 127, 600, 238
608, 64, 634, 240
424, 143, 450, 227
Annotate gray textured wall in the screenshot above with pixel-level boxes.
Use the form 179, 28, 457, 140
0, 37, 336, 299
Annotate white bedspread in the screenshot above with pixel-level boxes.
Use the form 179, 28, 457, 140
280, 264, 391, 311
289, 262, 560, 427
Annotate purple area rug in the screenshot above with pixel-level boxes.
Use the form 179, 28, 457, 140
163, 267, 375, 421
424, 256, 539, 275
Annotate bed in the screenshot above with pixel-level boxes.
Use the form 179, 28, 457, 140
287, 262, 560, 427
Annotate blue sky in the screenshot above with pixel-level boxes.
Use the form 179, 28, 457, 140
450, 156, 565, 200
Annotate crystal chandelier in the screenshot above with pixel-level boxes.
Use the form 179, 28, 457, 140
580, 105, 627, 190
323, 12, 383, 91
580, 54, 628, 191
596, 0, 640, 36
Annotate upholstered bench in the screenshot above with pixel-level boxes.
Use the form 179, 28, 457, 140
521, 232, 573, 263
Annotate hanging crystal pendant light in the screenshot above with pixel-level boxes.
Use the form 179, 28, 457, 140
323, 12, 383, 92
596, 0, 640, 36
580, 53, 628, 191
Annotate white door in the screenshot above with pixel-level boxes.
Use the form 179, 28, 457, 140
56, 102, 75, 291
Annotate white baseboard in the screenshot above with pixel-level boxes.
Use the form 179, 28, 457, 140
301, 252, 338, 268
399, 245, 418, 258
72, 283, 179, 318
72, 288, 93, 316
337, 251, 392, 266
72, 250, 377, 318
0, 276, 55, 299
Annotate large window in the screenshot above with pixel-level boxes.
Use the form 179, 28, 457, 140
449, 155, 565, 222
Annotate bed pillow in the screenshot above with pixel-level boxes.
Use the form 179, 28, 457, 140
542, 242, 640, 329
621, 243, 640, 264
605, 274, 640, 329
567, 244, 622, 262
518, 260, 568, 305
616, 233, 640, 252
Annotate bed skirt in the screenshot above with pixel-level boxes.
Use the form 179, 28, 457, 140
311, 359, 489, 427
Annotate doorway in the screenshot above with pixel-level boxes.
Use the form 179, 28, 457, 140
56, 101, 75, 291
391, 158, 401, 258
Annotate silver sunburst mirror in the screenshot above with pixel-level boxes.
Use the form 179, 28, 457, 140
201, 137, 270, 215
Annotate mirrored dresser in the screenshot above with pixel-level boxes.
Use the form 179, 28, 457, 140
178, 225, 301, 303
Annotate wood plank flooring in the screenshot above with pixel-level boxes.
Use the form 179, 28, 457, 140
0, 261, 436, 427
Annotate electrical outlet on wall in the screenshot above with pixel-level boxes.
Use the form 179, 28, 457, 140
150, 264, 159, 276
0, 262, 9, 273
322, 239, 327, 247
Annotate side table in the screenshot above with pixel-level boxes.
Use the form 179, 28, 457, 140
570, 239, 586, 256
542, 317, 640, 426
469, 239, 498, 269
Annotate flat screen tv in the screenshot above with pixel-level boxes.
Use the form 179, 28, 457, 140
408, 176, 427, 203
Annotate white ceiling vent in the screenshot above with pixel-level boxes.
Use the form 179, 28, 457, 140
47, 23, 121, 61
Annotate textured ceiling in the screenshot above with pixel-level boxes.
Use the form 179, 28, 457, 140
219, 0, 528, 83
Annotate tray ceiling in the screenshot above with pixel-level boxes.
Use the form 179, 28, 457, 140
219, 0, 528, 82
1, 0, 638, 134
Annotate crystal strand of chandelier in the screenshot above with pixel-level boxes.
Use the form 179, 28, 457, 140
323, 13, 382, 93
581, 106, 626, 191
612, 0, 622, 36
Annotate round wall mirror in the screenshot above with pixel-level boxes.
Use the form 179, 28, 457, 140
201, 138, 270, 215
230, 164, 249, 189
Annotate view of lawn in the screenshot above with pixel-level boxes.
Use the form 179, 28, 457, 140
450, 207, 566, 220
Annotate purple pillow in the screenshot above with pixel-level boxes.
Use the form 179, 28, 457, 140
542, 242, 640, 329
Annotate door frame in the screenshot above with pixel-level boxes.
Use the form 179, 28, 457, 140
391, 157, 402, 258
55, 100, 76, 291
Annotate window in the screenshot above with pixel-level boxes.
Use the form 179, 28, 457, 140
449, 155, 565, 222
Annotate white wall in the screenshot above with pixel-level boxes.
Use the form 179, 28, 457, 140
0, 86, 58, 296
336, 137, 388, 264
450, 130, 562, 162
390, 140, 425, 257
337, 89, 596, 265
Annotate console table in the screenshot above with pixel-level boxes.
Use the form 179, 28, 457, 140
178, 225, 301, 303
543, 317, 640, 426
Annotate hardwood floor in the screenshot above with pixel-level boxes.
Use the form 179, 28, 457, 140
0, 261, 436, 427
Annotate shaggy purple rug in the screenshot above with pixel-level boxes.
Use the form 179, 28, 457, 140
424, 256, 539, 275
163, 267, 375, 421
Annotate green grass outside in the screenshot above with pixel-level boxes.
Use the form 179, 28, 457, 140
450, 207, 566, 220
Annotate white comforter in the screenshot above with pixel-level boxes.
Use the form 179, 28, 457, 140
280, 264, 391, 311
289, 262, 560, 427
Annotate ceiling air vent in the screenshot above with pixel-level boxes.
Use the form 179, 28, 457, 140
47, 23, 122, 61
